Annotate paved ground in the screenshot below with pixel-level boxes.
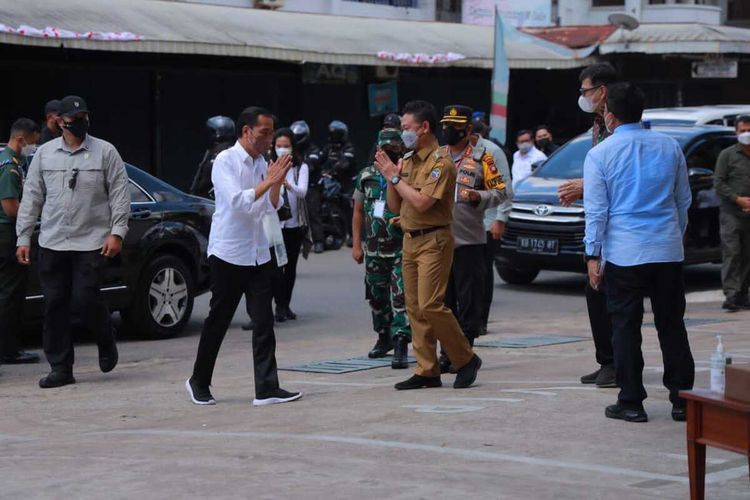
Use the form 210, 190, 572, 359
1, 250, 748, 499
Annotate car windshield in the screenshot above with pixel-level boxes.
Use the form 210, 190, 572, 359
532, 138, 592, 180
644, 118, 696, 126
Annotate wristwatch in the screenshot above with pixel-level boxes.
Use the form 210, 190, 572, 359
390, 175, 401, 185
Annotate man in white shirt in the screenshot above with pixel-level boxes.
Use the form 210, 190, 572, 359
511, 129, 547, 191
186, 106, 302, 407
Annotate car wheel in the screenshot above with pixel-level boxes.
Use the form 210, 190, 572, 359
123, 254, 195, 339
495, 262, 540, 285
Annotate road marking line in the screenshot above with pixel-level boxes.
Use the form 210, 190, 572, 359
95, 429, 706, 484
402, 405, 485, 413
443, 397, 524, 403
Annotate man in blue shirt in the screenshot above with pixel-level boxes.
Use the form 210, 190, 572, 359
583, 82, 695, 423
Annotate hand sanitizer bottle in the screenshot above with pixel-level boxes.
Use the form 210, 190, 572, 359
710, 335, 726, 394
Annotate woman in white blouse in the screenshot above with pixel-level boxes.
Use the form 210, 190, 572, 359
272, 128, 309, 322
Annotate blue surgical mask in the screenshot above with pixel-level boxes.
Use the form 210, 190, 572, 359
401, 130, 419, 150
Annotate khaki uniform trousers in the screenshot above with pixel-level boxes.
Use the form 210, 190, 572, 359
402, 227, 474, 377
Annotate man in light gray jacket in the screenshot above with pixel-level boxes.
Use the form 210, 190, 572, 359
16, 95, 130, 388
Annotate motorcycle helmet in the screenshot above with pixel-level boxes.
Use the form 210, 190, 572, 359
328, 120, 349, 143
291, 120, 311, 148
206, 115, 235, 144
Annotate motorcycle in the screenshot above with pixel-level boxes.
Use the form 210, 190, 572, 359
318, 173, 350, 250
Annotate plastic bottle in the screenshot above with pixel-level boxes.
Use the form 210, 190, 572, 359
709, 335, 726, 394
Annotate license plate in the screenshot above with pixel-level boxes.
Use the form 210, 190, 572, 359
518, 237, 559, 255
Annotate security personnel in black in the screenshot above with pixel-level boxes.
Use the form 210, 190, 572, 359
320, 120, 356, 246
0, 118, 41, 365
38, 99, 62, 146
291, 120, 325, 253
189, 116, 236, 199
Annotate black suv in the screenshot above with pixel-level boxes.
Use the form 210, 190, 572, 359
496, 125, 736, 284
23, 164, 214, 338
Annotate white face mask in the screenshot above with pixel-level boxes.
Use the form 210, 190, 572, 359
578, 95, 597, 114
738, 132, 750, 146
517, 142, 533, 154
275, 147, 292, 157
21, 144, 37, 157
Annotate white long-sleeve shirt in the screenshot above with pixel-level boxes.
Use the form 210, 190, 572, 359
207, 141, 281, 266
511, 146, 547, 191
281, 162, 309, 229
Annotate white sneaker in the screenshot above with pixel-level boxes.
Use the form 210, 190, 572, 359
252, 389, 303, 406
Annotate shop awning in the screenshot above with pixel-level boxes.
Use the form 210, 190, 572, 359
600, 23, 750, 55
0, 0, 593, 69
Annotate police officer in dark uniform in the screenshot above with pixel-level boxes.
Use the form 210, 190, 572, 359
189, 116, 236, 199
320, 120, 356, 247
291, 120, 325, 253
0, 118, 41, 365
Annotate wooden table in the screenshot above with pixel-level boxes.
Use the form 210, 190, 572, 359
679, 389, 750, 499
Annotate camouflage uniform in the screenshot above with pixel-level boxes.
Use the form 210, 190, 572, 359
353, 165, 411, 340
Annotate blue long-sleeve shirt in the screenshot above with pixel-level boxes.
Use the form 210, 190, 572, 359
583, 123, 692, 266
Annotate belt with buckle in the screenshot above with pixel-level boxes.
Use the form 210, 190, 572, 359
406, 225, 447, 238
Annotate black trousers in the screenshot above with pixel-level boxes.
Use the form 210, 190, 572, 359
445, 244, 486, 341
0, 235, 27, 357
480, 233, 496, 328
192, 256, 279, 397
605, 261, 695, 408
586, 277, 614, 367
38, 248, 114, 373
306, 185, 324, 244
273, 227, 305, 311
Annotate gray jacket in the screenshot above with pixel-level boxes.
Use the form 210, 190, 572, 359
16, 135, 130, 251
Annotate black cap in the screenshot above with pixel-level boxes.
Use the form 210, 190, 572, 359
382, 113, 401, 130
59, 95, 89, 117
440, 105, 473, 125
44, 99, 62, 116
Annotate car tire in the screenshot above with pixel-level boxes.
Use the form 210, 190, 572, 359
123, 254, 195, 339
495, 262, 540, 285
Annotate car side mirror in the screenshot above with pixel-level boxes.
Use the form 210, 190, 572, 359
531, 160, 546, 171
688, 167, 713, 179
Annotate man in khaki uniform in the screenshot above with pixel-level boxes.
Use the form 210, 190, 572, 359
374, 100, 482, 390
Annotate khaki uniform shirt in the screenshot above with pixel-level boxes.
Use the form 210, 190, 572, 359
399, 138, 456, 232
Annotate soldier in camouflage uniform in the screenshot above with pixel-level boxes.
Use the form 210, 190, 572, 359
352, 129, 410, 369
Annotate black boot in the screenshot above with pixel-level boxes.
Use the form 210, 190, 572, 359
368, 333, 393, 358
391, 335, 409, 369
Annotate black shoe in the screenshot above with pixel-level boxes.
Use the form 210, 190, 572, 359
39, 371, 76, 389
671, 405, 687, 422
253, 388, 303, 406
368, 334, 393, 358
722, 297, 741, 312
391, 335, 409, 370
274, 311, 286, 323
605, 403, 648, 423
284, 308, 297, 320
580, 367, 601, 384
241, 320, 255, 331
438, 353, 453, 374
454, 355, 482, 389
314, 243, 325, 254
0, 351, 41, 364
595, 364, 617, 388
738, 294, 750, 310
394, 374, 442, 390
185, 378, 215, 405
98, 340, 118, 373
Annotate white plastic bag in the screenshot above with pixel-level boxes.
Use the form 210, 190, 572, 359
262, 212, 288, 267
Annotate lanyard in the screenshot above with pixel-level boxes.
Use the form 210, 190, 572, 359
378, 175, 387, 201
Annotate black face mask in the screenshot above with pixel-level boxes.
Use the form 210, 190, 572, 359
537, 138, 550, 149
62, 117, 89, 139
385, 150, 402, 164
443, 127, 467, 146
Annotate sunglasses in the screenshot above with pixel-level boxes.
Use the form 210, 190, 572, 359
68, 168, 79, 189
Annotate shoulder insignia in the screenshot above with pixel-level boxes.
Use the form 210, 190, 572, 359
10, 168, 22, 179
403, 151, 414, 160
430, 167, 441, 180
484, 154, 498, 174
